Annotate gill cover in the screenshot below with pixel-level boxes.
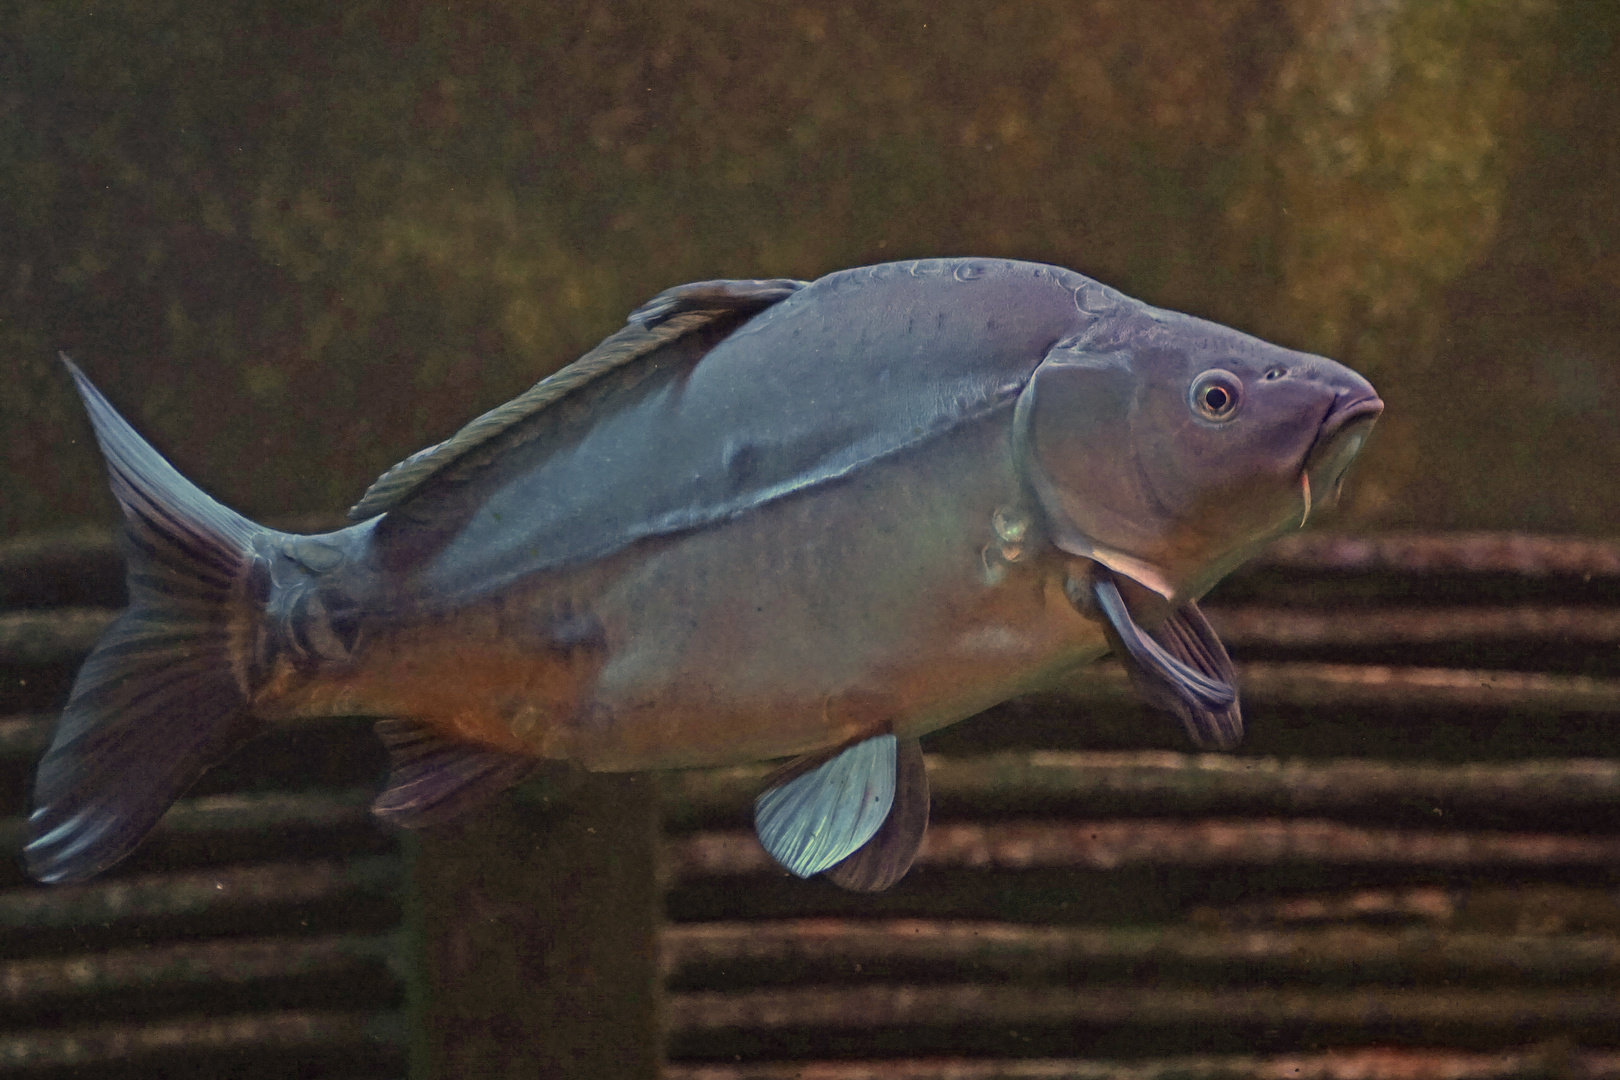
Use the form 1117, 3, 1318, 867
1013, 343, 1179, 599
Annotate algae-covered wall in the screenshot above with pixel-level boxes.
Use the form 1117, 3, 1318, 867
2, 0, 1615, 535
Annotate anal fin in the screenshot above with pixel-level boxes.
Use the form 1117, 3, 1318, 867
754, 734, 898, 880
371, 719, 539, 828
823, 737, 929, 892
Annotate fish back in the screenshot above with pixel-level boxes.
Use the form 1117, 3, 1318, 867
349, 278, 808, 521
369, 258, 1095, 606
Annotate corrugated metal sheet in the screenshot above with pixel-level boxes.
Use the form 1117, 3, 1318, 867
659, 535, 1620, 1079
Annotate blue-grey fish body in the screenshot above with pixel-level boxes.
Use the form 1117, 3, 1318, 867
273, 262, 1102, 767
28, 258, 1382, 887
274, 407, 1082, 772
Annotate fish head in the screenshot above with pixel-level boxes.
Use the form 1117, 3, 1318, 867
1016, 305, 1382, 601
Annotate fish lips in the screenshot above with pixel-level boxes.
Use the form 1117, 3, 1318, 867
1303, 393, 1384, 504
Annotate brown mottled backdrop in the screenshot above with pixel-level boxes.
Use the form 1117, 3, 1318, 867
2, 0, 1616, 535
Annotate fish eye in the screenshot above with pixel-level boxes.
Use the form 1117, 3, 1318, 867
1189, 369, 1243, 422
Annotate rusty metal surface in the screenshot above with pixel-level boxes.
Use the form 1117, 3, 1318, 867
667, 983, 1620, 1032
1255, 534, 1620, 577
667, 819, 1620, 880
663, 920, 1620, 983
1055, 661, 1620, 712
662, 1048, 1620, 1080
663, 753, 1620, 828
1197, 886, 1466, 927
1208, 605, 1620, 647
0, 607, 118, 665
0, 1009, 403, 1071
1230, 662, 1620, 711
0, 933, 401, 1004
1197, 883, 1620, 933
0, 857, 400, 931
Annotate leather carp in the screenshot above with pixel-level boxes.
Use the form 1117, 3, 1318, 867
28, 258, 1381, 889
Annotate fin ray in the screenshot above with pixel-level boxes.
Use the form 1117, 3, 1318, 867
27, 361, 268, 884
1148, 602, 1244, 750
1087, 573, 1235, 711
754, 734, 897, 879
823, 737, 929, 892
1077, 569, 1243, 751
370, 719, 538, 828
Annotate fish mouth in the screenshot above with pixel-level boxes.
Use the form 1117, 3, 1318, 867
1303, 393, 1384, 501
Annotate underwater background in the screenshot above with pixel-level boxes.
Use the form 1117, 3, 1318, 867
2, 0, 1617, 537
1, 2, 1617, 1078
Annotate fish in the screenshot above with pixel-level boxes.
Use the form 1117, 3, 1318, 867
27, 257, 1382, 890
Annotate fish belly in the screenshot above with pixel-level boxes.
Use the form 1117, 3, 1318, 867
274, 415, 1108, 769
554, 415, 1107, 770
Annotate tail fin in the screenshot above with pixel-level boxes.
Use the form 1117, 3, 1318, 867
26, 359, 270, 883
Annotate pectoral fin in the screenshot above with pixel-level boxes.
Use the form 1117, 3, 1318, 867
1142, 602, 1244, 750
1074, 571, 1243, 750
371, 719, 539, 828
823, 737, 929, 892
754, 734, 897, 879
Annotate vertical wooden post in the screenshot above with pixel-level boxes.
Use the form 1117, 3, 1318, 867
407, 772, 663, 1079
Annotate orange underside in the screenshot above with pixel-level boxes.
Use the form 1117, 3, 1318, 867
274, 627, 602, 758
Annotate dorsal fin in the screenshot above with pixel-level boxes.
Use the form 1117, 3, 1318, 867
623, 277, 809, 327
347, 278, 807, 521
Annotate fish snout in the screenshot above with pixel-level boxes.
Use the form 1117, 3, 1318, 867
1304, 382, 1384, 501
